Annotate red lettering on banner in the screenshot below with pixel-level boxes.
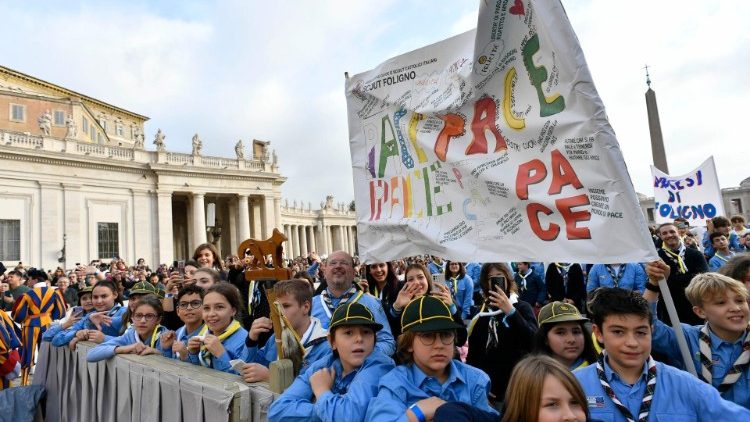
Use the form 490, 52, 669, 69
516, 149, 592, 241
434, 113, 465, 162
466, 97, 507, 156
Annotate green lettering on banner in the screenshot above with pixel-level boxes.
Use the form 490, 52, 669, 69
522, 33, 565, 117
378, 115, 399, 177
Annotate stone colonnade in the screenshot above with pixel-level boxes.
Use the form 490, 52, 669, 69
281, 223, 356, 258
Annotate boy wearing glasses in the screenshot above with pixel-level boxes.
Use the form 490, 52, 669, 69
160, 285, 205, 361
365, 296, 497, 422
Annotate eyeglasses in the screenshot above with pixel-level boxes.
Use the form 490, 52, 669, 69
132, 313, 159, 322
415, 331, 455, 346
178, 300, 203, 310
328, 260, 352, 267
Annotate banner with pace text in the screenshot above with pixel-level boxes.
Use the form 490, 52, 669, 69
651, 157, 724, 226
345, 0, 657, 264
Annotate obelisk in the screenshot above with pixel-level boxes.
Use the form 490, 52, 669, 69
644, 66, 669, 173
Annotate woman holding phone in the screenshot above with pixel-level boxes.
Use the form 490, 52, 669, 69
466, 263, 537, 408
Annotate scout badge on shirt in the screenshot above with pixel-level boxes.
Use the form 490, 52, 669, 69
587, 396, 605, 408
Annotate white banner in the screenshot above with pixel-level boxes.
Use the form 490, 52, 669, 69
345, 0, 657, 264
651, 157, 724, 226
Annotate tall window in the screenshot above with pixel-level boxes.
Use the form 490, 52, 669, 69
54, 110, 65, 126
646, 208, 654, 222
730, 199, 743, 215
82, 117, 89, 133
97, 222, 119, 259
10, 104, 25, 122
0, 219, 21, 261
116, 123, 124, 137
99, 118, 107, 132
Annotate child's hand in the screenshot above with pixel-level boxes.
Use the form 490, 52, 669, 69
411, 397, 446, 421
394, 282, 419, 311
240, 363, 270, 383
88, 311, 112, 330
187, 336, 203, 353
202, 334, 225, 357
161, 331, 176, 349
432, 283, 454, 308
87, 330, 105, 343
69, 338, 79, 351
249, 317, 273, 342
310, 366, 336, 398
488, 285, 513, 314
139, 346, 162, 356
173, 340, 188, 360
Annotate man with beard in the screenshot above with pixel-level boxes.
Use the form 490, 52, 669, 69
310, 250, 395, 356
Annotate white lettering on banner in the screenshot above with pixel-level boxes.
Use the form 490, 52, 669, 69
345, 0, 657, 264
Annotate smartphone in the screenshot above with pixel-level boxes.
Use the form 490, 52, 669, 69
431, 273, 445, 284
72, 306, 84, 317
177, 260, 185, 276
490, 275, 507, 294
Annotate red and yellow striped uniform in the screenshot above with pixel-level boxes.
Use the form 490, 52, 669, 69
0, 309, 21, 390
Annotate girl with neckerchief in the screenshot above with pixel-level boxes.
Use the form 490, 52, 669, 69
443, 261, 474, 320
533, 301, 597, 371
364, 262, 400, 332
87, 294, 168, 362
42, 285, 95, 342
186, 283, 248, 373
387, 263, 465, 343
269, 302, 395, 422
466, 263, 537, 408
51, 280, 126, 349
118, 281, 163, 335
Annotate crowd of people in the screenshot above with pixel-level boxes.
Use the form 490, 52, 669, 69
1, 214, 750, 421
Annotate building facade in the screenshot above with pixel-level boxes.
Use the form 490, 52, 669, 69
0, 65, 361, 270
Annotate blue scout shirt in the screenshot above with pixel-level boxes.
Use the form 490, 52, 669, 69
586, 264, 647, 293
269, 350, 395, 422
708, 252, 734, 272
465, 262, 482, 295
311, 291, 395, 357
364, 360, 498, 422
447, 275, 473, 320
186, 324, 249, 374
51, 305, 127, 347
86, 325, 168, 362
650, 301, 750, 409
243, 316, 331, 369
574, 357, 750, 421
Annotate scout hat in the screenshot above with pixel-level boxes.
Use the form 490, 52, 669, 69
329, 301, 383, 331
129, 281, 158, 296
400, 295, 463, 333
537, 301, 588, 326
77, 285, 94, 298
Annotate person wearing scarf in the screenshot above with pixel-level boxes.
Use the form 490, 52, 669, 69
51, 280, 126, 348
576, 286, 750, 421
545, 262, 586, 313
466, 263, 537, 407
42, 285, 95, 342
655, 222, 708, 326
187, 283, 248, 374
12, 278, 66, 385
87, 294, 168, 362
646, 263, 750, 410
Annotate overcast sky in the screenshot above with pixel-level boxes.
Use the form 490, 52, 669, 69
1, 1, 746, 205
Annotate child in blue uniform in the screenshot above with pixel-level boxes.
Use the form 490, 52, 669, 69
187, 283, 248, 374
534, 301, 597, 371
645, 262, 750, 409
444, 261, 474, 320
241, 279, 330, 383
575, 287, 750, 421
51, 280, 127, 349
43, 286, 94, 342
159, 284, 205, 360
365, 295, 497, 422
87, 294, 168, 362
269, 301, 395, 422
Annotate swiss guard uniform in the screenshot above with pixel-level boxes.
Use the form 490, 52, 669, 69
0, 309, 21, 390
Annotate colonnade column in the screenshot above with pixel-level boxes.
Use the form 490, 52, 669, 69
308, 225, 316, 254
299, 225, 308, 257
291, 225, 300, 258
192, 192, 207, 246
157, 190, 174, 264
237, 194, 250, 243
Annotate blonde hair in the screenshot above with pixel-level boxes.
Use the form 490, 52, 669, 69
685, 272, 750, 307
501, 355, 589, 422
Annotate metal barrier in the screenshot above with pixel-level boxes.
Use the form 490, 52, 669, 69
33, 341, 277, 422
